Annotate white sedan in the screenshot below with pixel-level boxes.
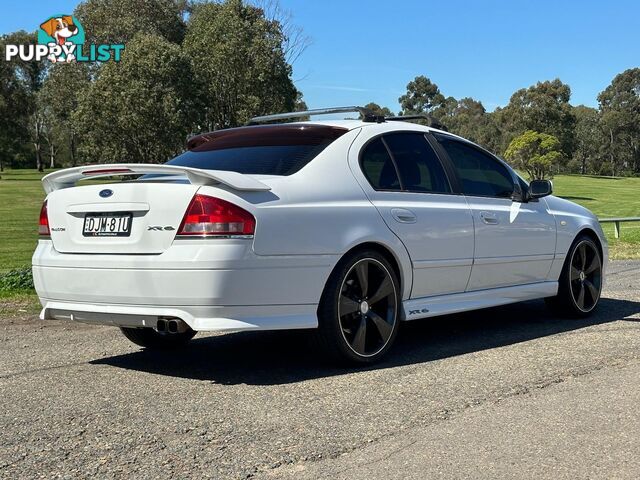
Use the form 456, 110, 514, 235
33, 107, 607, 364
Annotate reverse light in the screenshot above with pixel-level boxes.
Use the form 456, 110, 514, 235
38, 200, 50, 236
177, 194, 255, 236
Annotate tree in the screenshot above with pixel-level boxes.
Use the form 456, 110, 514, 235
0, 39, 31, 171
398, 75, 445, 115
3, 31, 48, 170
183, 0, 297, 129
252, 0, 310, 66
504, 130, 563, 180
74, 0, 187, 45
74, 33, 197, 164
499, 79, 576, 159
597, 68, 640, 176
294, 91, 308, 112
427, 96, 502, 153
38, 63, 91, 167
572, 105, 604, 174
363, 102, 393, 118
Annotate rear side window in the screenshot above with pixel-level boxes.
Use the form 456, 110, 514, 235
167, 125, 347, 176
360, 133, 451, 193
383, 133, 451, 193
361, 138, 401, 190
436, 135, 514, 198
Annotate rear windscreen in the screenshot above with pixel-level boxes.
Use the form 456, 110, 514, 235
167, 124, 348, 176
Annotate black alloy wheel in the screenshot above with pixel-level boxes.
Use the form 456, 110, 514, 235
316, 250, 401, 364
568, 240, 602, 313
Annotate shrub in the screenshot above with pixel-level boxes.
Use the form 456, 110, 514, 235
0, 267, 34, 291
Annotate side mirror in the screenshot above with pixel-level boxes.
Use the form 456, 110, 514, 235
529, 179, 553, 199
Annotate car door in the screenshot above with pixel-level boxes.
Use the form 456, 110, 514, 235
354, 131, 475, 298
433, 133, 556, 291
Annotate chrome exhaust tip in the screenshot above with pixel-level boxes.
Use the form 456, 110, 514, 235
167, 319, 179, 334
156, 317, 189, 334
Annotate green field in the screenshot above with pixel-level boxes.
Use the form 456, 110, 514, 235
0, 169, 639, 275
552, 175, 640, 259
0, 169, 47, 273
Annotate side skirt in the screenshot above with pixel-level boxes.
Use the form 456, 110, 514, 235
402, 281, 558, 321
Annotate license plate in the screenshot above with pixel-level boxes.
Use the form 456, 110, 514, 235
83, 212, 133, 237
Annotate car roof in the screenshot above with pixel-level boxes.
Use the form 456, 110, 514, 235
186, 119, 472, 152
287, 119, 464, 140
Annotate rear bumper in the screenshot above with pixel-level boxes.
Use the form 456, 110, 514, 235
39, 299, 318, 332
33, 240, 337, 332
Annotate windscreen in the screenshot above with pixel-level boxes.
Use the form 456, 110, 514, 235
167, 124, 348, 176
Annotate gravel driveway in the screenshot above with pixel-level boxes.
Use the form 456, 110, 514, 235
1, 261, 639, 479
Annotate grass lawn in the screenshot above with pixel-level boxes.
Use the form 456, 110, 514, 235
0, 291, 41, 317
0, 169, 639, 277
0, 169, 48, 272
552, 175, 640, 259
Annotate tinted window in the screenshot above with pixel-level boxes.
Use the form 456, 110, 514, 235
383, 133, 451, 193
167, 145, 331, 176
167, 125, 347, 176
437, 136, 514, 198
360, 138, 401, 190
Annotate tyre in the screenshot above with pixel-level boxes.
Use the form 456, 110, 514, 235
546, 234, 603, 317
317, 249, 401, 365
120, 327, 196, 350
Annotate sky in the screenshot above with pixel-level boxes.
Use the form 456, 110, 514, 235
3, 0, 639, 113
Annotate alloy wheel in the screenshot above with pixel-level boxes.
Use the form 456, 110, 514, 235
338, 258, 397, 357
569, 241, 602, 312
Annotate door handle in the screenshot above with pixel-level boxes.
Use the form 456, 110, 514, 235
391, 208, 417, 224
480, 211, 499, 225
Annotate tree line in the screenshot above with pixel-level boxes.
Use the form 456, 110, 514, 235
0, 0, 307, 172
368, 70, 640, 179
0, 0, 638, 180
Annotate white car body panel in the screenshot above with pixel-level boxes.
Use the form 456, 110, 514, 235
47, 183, 198, 254
544, 195, 608, 283
403, 281, 558, 320
33, 119, 608, 333
464, 196, 556, 290
347, 125, 475, 298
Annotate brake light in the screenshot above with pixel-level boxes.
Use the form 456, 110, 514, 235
81, 168, 134, 176
178, 194, 255, 236
38, 200, 50, 236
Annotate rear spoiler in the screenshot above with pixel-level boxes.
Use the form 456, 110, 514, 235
41, 164, 271, 194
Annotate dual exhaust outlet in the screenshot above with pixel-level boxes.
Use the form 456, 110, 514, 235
156, 317, 188, 334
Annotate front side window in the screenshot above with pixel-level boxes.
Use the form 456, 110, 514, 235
436, 135, 514, 198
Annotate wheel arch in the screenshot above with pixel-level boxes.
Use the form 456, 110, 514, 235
576, 227, 604, 262
337, 241, 412, 301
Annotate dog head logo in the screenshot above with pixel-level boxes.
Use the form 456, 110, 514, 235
37, 14, 85, 63
4, 14, 122, 63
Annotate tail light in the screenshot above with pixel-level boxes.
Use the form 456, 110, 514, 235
177, 194, 255, 236
38, 200, 50, 236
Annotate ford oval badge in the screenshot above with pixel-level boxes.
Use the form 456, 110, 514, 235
99, 189, 113, 198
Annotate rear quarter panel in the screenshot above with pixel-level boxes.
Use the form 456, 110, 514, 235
207, 128, 414, 300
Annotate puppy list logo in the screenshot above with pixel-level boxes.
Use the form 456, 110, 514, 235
4, 14, 124, 63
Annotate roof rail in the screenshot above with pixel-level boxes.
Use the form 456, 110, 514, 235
247, 106, 384, 125
385, 114, 448, 131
